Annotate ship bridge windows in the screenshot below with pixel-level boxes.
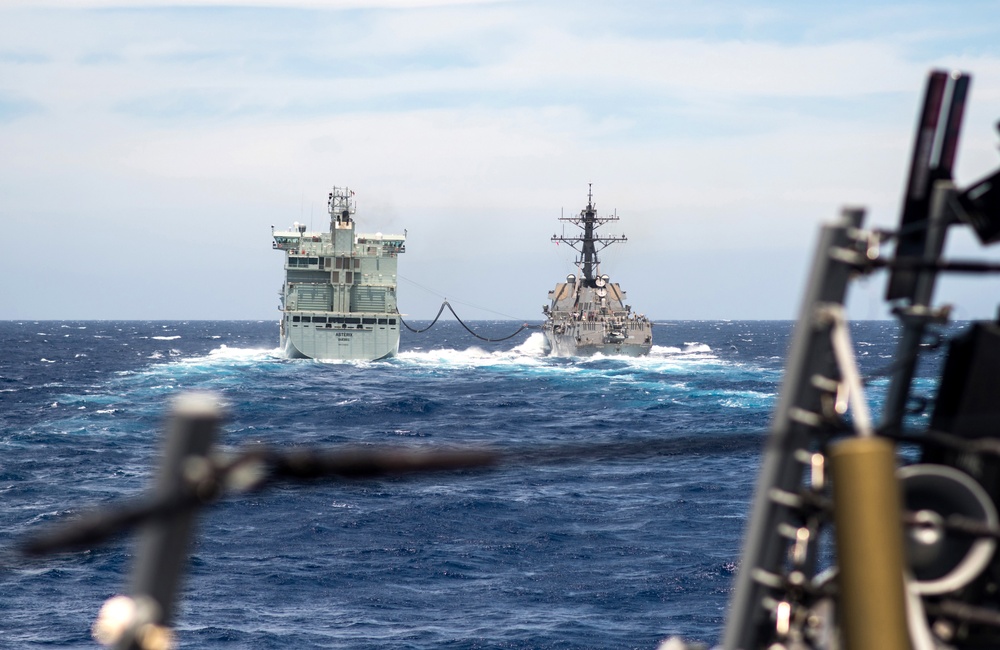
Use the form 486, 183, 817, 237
273, 235, 300, 248
383, 240, 405, 255
288, 256, 320, 268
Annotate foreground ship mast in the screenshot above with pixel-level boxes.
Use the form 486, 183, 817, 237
272, 187, 406, 361
715, 69, 1000, 650
542, 186, 652, 356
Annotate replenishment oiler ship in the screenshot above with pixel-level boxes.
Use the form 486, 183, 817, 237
542, 187, 652, 356
272, 186, 406, 360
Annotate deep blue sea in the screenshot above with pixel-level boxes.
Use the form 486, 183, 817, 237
0, 320, 945, 648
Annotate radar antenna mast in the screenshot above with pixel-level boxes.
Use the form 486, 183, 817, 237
550, 184, 626, 286
328, 186, 356, 229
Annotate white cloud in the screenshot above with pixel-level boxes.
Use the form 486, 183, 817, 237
2, 1, 1000, 320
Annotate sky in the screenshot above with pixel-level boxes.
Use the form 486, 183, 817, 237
2, 1, 1000, 321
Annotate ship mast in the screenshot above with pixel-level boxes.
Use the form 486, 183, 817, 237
551, 184, 626, 286
328, 186, 356, 229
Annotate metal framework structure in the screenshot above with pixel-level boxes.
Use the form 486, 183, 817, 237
724, 69, 1000, 650
551, 184, 627, 286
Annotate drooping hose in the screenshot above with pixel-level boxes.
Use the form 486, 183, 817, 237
399, 301, 533, 342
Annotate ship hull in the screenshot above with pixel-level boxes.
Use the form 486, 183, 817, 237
280, 313, 400, 361
544, 333, 650, 357
542, 322, 652, 358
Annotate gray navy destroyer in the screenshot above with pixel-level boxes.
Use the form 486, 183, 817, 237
272, 186, 406, 360
542, 187, 652, 356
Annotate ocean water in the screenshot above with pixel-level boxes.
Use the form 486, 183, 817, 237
0, 319, 943, 648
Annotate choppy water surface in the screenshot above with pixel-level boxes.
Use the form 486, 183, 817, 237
0, 319, 944, 648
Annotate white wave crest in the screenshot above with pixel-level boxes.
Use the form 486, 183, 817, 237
132, 345, 281, 383
395, 334, 726, 373
511, 332, 549, 357
204, 345, 281, 362
398, 336, 548, 369
649, 342, 715, 358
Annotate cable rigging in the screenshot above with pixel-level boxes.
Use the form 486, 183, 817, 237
399, 300, 535, 342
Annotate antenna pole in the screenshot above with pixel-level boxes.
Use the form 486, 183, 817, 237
550, 186, 626, 286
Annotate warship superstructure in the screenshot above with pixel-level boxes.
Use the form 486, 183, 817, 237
542, 187, 652, 356
272, 187, 406, 360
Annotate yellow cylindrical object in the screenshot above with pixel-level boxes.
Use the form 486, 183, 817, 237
829, 436, 910, 650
